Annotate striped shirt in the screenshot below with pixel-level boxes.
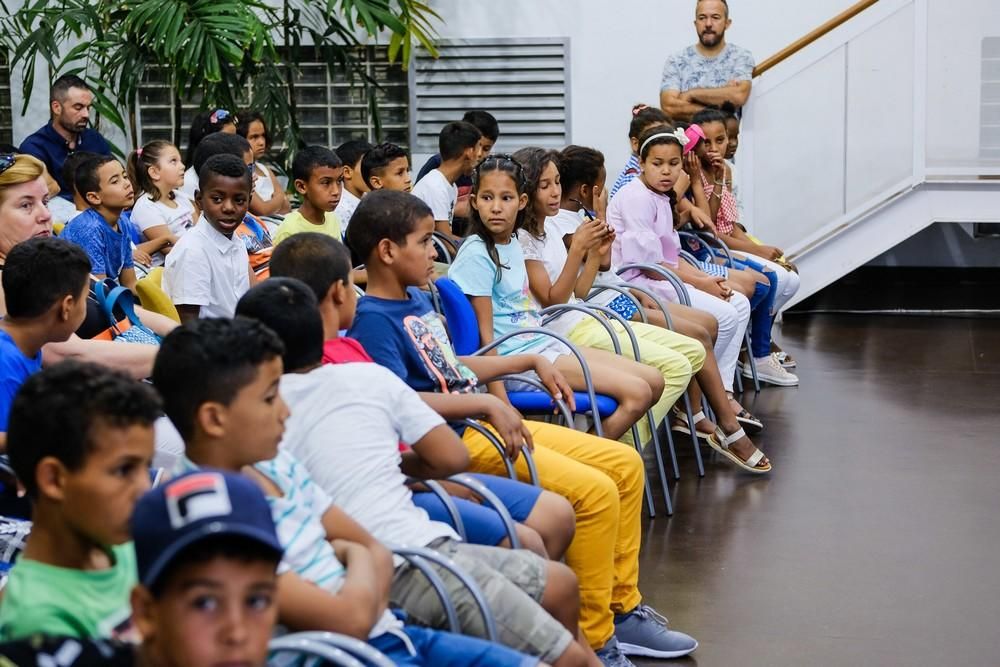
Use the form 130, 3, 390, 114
177, 452, 402, 638
610, 154, 641, 200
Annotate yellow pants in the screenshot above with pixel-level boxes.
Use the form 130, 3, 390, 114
567, 318, 705, 446
463, 420, 644, 650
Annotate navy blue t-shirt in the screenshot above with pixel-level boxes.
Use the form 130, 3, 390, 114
19, 123, 112, 199
348, 287, 480, 396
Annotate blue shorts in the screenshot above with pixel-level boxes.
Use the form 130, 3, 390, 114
371, 625, 538, 667
606, 293, 639, 321
412, 473, 542, 546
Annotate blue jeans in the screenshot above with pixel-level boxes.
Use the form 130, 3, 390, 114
370, 625, 539, 666
731, 256, 777, 358
412, 473, 542, 546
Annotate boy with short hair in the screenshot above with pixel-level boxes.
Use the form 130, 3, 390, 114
269, 233, 572, 559
235, 279, 592, 665
60, 155, 138, 291
189, 132, 275, 278
347, 190, 699, 664
334, 139, 373, 231
0, 469, 284, 667
151, 317, 545, 667
411, 120, 481, 250
361, 142, 412, 193
0, 361, 161, 641
273, 146, 344, 245
163, 154, 254, 323
0, 237, 91, 444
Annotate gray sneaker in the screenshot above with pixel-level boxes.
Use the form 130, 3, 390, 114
614, 604, 698, 659
596, 636, 636, 667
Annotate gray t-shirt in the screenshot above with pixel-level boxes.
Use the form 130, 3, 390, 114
660, 43, 755, 92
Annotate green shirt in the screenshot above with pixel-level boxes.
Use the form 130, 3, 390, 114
273, 209, 342, 245
0, 543, 137, 641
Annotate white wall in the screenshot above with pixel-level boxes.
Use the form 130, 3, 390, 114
420, 0, 857, 172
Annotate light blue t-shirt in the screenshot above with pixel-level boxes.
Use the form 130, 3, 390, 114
448, 235, 551, 357
660, 43, 755, 93
60, 208, 134, 279
0, 330, 42, 432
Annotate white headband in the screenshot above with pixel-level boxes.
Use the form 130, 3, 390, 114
639, 127, 688, 155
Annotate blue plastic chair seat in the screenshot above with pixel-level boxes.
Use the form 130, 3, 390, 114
508, 392, 618, 417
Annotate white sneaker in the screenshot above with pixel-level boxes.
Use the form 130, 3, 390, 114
745, 354, 799, 386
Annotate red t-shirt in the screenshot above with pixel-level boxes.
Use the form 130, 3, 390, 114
322, 337, 374, 365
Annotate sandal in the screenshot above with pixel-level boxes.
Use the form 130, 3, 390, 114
734, 408, 764, 434
706, 427, 771, 474
670, 408, 712, 441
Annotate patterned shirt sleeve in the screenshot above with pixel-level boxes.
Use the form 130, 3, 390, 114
730, 46, 755, 81
660, 53, 683, 91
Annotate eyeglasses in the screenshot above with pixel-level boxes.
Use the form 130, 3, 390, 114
0, 153, 16, 176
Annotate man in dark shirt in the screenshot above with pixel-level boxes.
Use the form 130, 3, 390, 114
19, 74, 112, 200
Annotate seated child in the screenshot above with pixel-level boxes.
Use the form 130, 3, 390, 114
238, 110, 292, 217
512, 146, 704, 447
126, 139, 195, 266
416, 110, 499, 227
608, 130, 773, 471
720, 107, 800, 366
362, 142, 413, 194
180, 108, 237, 200
60, 156, 138, 291
334, 139, 373, 230
236, 279, 592, 664
347, 190, 699, 661
273, 146, 344, 245
411, 121, 482, 251
687, 110, 798, 386
447, 156, 661, 444
0, 237, 91, 445
189, 131, 275, 278
610, 104, 671, 199
59, 150, 99, 220
0, 361, 161, 640
0, 470, 287, 667
151, 317, 554, 667
268, 232, 568, 558
164, 154, 254, 323
557, 145, 769, 459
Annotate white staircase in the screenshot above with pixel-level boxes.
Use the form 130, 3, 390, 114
738, 0, 1000, 308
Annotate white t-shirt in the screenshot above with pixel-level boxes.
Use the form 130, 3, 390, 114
179, 166, 198, 201
411, 168, 457, 224
130, 192, 196, 267
47, 196, 80, 224
516, 223, 587, 335
278, 363, 458, 555
252, 163, 276, 202
334, 189, 361, 234
550, 208, 630, 307
163, 219, 250, 318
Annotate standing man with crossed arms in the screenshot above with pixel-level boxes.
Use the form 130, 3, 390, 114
660, 0, 755, 122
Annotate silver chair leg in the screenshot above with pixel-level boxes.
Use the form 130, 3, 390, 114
683, 392, 706, 477
745, 328, 761, 392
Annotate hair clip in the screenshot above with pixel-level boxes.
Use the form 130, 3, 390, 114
632, 103, 650, 117
136, 147, 143, 157
210, 109, 231, 125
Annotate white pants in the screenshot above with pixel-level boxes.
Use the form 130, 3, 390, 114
688, 288, 751, 392
742, 254, 801, 315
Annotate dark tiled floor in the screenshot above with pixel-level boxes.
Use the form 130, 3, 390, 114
634, 315, 1000, 667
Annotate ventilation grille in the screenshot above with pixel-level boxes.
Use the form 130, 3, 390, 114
410, 38, 570, 153
981, 36, 1000, 159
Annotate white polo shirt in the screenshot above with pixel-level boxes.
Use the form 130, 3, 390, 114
163, 219, 250, 318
